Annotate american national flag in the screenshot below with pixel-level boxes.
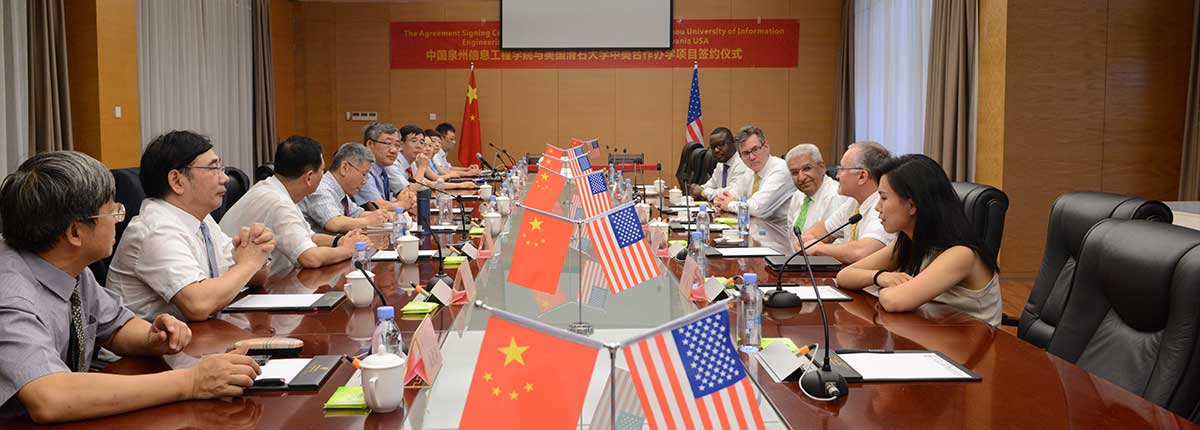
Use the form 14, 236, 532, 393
582, 259, 608, 309
569, 150, 592, 177
587, 205, 660, 293
575, 171, 612, 218
685, 64, 704, 144
624, 309, 766, 430
590, 367, 645, 430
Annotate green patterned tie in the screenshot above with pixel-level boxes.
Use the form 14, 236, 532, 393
793, 195, 812, 230
66, 286, 86, 372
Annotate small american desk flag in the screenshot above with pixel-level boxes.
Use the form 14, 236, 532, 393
569, 151, 592, 177
586, 205, 660, 294
624, 308, 765, 430
575, 171, 612, 218
686, 64, 704, 144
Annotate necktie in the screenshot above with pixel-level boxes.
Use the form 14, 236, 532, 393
721, 164, 729, 187
381, 168, 392, 198
66, 286, 85, 372
752, 175, 760, 194
342, 197, 351, 216
850, 206, 861, 241
793, 195, 812, 230
198, 223, 219, 278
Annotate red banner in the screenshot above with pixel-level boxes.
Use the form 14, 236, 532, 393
390, 19, 798, 69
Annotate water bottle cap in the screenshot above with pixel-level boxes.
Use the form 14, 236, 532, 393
355, 241, 367, 250
743, 273, 757, 284
376, 306, 394, 320
691, 231, 702, 239
490, 196, 497, 202
699, 203, 708, 210
394, 207, 403, 214
758, 229, 766, 234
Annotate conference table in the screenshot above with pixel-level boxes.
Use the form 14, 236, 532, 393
2, 182, 1196, 430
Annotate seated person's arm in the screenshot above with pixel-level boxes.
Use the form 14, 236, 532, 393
172, 227, 273, 321
835, 241, 899, 290
322, 210, 388, 234
875, 246, 978, 313
808, 237, 886, 264
103, 314, 190, 357
296, 231, 365, 268
800, 222, 831, 246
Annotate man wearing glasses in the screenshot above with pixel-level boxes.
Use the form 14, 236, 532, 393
219, 136, 369, 275
801, 141, 896, 263
107, 131, 275, 321
353, 122, 418, 212
785, 144, 855, 239
0, 151, 263, 424
299, 142, 392, 235
689, 127, 754, 201
712, 126, 794, 229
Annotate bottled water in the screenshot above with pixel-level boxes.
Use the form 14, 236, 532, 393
392, 208, 407, 244
624, 178, 634, 202
371, 306, 406, 357
435, 179, 453, 226
738, 273, 763, 352
695, 203, 711, 239
737, 196, 750, 243
353, 241, 368, 268
687, 231, 707, 283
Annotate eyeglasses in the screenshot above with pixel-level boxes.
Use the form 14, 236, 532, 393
182, 164, 226, 174
738, 143, 767, 158
790, 162, 823, 175
88, 202, 126, 223
344, 162, 370, 178
831, 165, 866, 174
370, 139, 403, 150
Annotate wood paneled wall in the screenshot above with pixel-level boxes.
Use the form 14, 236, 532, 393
978, 0, 1193, 277
277, 0, 843, 176
65, 0, 141, 169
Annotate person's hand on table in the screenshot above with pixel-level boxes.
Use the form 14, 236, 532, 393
468, 164, 482, 175
146, 313, 191, 355
395, 188, 417, 211
339, 229, 368, 251
363, 209, 390, 226
232, 225, 274, 267
712, 192, 734, 211
187, 344, 261, 399
688, 184, 706, 200
875, 271, 913, 288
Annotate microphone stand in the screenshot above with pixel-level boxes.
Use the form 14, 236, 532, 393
353, 260, 389, 306
765, 214, 861, 308
796, 225, 849, 401
405, 182, 470, 236
423, 222, 453, 296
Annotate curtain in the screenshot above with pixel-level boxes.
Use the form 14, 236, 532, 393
26, 0, 71, 154
1181, 0, 1200, 200
137, 0, 253, 174
853, 0, 932, 156
831, 0, 855, 164
1, 0, 28, 176
922, 0, 977, 181
251, 0, 276, 169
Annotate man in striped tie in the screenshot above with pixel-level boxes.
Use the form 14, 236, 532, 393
785, 144, 854, 247
689, 127, 754, 201
803, 141, 897, 264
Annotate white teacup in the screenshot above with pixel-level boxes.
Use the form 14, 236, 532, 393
484, 212, 503, 236
635, 203, 651, 224
344, 270, 375, 308
653, 179, 667, 194
361, 353, 406, 413
395, 234, 419, 264
496, 196, 512, 216
649, 220, 670, 249
478, 183, 493, 200
721, 228, 741, 242
669, 187, 684, 205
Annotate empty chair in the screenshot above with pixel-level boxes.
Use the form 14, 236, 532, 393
1019, 192, 1173, 348
211, 166, 251, 223
951, 182, 1009, 263
675, 141, 703, 187
688, 146, 716, 186
1047, 219, 1200, 418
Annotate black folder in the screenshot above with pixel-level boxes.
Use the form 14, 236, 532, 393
765, 254, 843, 272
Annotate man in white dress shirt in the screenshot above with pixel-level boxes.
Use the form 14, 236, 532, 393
785, 144, 855, 236
219, 136, 367, 274
299, 142, 391, 235
689, 127, 754, 201
107, 131, 274, 321
804, 141, 896, 263
712, 126, 794, 229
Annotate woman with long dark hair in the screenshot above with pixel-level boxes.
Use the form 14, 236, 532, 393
835, 154, 1002, 326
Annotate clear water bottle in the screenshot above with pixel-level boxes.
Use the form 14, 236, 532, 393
738, 273, 763, 352
696, 203, 711, 239
624, 178, 634, 202
353, 241, 368, 268
737, 197, 750, 242
608, 163, 616, 184
486, 196, 498, 214
435, 179, 453, 226
392, 208, 407, 245
688, 231, 708, 284
371, 306, 406, 357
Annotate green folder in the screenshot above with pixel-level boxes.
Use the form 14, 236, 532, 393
468, 226, 486, 237
402, 301, 439, 315
443, 255, 468, 268
713, 217, 738, 226
324, 386, 367, 409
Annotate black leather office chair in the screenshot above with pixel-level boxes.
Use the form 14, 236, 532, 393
254, 163, 275, 183
89, 168, 145, 286
1046, 219, 1200, 418
675, 142, 703, 187
211, 166, 251, 223
951, 182, 1008, 263
1019, 192, 1173, 349
689, 147, 716, 186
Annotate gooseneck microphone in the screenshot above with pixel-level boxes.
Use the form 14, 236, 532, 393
792, 214, 861, 401
765, 214, 862, 308
475, 152, 498, 173
353, 260, 389, 306
489, 143, 518, 166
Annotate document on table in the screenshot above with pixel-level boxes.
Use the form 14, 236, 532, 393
256, 358, 311, 383
838, 352, 979, 381
227, 294, 323, 310
371, 250, 439, 260
757, 285, 851, 301
715, 247, 782, 257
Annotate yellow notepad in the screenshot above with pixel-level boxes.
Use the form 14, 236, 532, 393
443, 255, 468, 268
761, 338, 801, 354
402, 301, 439, 315
468, 227, 485, 237
713, 217, 738, 226
324, 386, 367, 409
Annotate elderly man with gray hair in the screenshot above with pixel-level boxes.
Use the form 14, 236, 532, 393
0, 152, 261, 423
300, 142, 395, 235
785, 144, 855, 236
802, 141, 897, 264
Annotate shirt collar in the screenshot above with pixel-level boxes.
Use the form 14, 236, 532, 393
725, 153, 744, 169
145, 198, 205, 232
19, 251, 78, 301
322, 171, 347, 200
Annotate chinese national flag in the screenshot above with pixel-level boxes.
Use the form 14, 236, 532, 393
460, 317, 599, 430
458, 67, 483, 167
544, 144, 565, 159
539, 155, 565, 176
524, 170, 565, 213
507, 211, 573, 294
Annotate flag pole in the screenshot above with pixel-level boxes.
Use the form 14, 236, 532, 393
606, 342, 619, 430
568, 221, 592, 336
616, 294, 740, 349
473, 300, 606, 349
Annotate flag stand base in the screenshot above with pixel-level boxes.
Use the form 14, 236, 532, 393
568, 321, 594, 336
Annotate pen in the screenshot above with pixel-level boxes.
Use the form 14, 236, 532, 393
835, 348, 895, 354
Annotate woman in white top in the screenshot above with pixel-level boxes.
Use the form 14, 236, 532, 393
835, 154, 1002, 326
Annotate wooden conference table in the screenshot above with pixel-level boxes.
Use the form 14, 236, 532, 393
1, 194, 1196, 429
